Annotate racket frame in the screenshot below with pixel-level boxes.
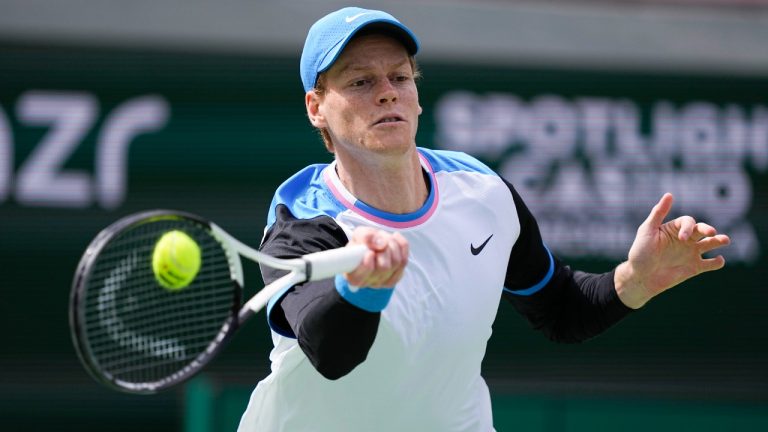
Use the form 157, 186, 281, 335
69, 210, 246, 394
69, 209, 365, 394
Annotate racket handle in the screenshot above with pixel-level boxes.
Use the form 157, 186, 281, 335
303, 244, 367, 281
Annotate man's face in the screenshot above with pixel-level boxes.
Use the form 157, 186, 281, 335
306, 33, 422, 157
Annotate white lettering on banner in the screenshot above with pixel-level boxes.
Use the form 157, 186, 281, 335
16, 92, 98, 207
435, 93, 768, 263
96, 95, 170, 210
1, 91, 170, 209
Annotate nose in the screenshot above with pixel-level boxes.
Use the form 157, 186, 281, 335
376, 79, 398, 104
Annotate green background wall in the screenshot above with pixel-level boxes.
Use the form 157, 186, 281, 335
1, 43, 766, 430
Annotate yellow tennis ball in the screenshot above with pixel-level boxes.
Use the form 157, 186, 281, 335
152, 230, 201, 291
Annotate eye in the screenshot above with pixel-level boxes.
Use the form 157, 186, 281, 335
350, 79, 370, 87
392, 74, 409, 83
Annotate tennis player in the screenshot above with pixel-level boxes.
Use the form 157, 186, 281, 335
238, 7, 731, 431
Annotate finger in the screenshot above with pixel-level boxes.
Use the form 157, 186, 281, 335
350, 227, 390, 252
385, 237, 403, 267
369, 231, 391, 252
378, 234, 409, 287
372, 233, 407, 270
365, 261, 397, 288
700, 255, 726, 273
372, 241, 403, 286
350, 226, 378, 247
644, 193, 674, 229
374, 234, 398, 268
674, 215, 697, 241
376, 246, 392, 271
697, 234, 731, 254
392, 232, 409, 261
370, 235, 409, 286
380, 267, 406, 287
692, 222, 717, 239
356, 247, 396, 288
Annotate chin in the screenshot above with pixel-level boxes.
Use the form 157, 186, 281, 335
365, 132, 416, 153
367, 140, 415, 156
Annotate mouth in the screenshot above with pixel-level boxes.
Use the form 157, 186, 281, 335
373, 115, 405, 125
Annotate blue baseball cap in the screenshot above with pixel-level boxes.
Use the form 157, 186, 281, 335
300, 7, 420, 92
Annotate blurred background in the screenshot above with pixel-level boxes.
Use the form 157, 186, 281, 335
1, 0, 767, 430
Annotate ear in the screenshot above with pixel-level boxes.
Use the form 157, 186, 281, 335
306, 91, 327, 128
418, 104, 423, 116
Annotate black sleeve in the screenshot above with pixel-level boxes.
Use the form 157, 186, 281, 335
501, 179, 633, 343
260, 204, 380, 379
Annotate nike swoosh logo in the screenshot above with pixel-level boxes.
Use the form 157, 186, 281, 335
345, 12, 370, 23
471, 234, 493, 256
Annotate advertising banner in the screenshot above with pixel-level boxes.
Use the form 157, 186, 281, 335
1, 45, 765, 403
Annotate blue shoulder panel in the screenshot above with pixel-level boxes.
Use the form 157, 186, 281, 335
418, 147, 497, 175
266, 163, 346, 229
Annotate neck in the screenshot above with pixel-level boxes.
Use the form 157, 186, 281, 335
334, 147, 428, 214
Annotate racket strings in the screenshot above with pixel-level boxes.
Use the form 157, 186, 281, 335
82, 278, 233, 327
79, 218, 237, 388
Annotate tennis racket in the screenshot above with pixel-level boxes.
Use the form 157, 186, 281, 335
69, 209, 366, 394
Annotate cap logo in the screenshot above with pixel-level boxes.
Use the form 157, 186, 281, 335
345, 12, 371, 23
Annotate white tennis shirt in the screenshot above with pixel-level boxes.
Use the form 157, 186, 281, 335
239, 148, 531, 431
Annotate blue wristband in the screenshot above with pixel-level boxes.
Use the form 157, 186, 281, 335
334, 274, 394, 313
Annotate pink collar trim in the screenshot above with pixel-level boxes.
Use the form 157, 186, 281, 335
322, 152, 439, 229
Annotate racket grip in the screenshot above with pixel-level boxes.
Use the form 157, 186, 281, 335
303, 244, 368, 281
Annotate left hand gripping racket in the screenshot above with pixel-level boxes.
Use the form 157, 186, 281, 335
69, 210, 366, 394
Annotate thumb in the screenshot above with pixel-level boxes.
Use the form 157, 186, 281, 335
643, 193, 674, 229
